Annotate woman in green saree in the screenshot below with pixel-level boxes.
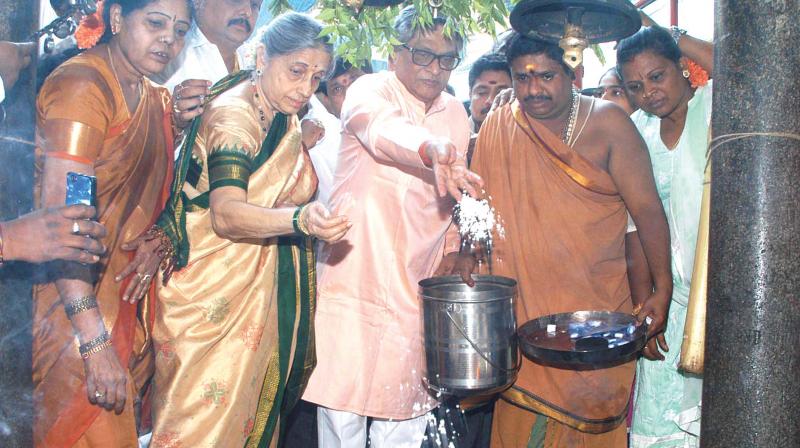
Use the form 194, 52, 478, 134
121, 12, 350, 447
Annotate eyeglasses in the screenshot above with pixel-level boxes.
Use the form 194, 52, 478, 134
401, 44, 461, 71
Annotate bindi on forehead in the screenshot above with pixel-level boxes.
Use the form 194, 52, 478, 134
147, 11, 190, 26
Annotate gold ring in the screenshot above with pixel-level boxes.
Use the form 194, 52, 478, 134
94, 391, 105, 398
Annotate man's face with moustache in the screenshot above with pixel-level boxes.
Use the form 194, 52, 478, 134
469, 69, 511, 129
195, 0, 260, 51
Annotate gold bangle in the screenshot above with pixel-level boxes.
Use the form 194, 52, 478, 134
80, 339, 113, 359
79, 331, 111, 359
296, 205, 311, 237
65, 295, 98, 319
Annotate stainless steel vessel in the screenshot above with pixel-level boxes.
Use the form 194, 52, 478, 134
419, 275, 519, 397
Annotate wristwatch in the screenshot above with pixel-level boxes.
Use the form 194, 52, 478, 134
670, 25, 687, 44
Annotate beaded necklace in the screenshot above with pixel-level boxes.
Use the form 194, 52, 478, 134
250, 72, 269, 134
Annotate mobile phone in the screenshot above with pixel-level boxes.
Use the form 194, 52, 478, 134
65, 172, 97, 207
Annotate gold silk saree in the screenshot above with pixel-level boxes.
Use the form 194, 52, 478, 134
150, 71, 317, 448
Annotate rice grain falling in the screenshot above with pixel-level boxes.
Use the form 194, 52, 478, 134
453, 194, 505, 253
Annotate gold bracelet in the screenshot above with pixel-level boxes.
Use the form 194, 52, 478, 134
81, 340, 113, 359
79, 331, 112, 359
297, 205, 312, 237
64, 295, 98, 319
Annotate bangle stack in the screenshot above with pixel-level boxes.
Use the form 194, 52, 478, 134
79, 331, 112, 359
65, 295, 99, 319
292, 205, 311, 237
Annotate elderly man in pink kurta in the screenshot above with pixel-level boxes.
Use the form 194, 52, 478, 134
302, 6, 480, 448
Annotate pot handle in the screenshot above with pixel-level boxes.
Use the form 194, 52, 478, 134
445, 310, 522, 373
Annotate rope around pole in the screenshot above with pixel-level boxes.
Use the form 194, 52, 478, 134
706, 132, 800, 168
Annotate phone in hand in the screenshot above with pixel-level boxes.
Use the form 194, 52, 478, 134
65, 172, 97, 207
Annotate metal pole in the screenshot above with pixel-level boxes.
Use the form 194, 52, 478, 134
702, 0, 800, 447
670, 0, 678, 26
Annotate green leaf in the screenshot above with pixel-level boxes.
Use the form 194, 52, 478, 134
591, 44, 607, 66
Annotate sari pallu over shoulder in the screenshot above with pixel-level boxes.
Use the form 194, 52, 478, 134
153, 70, 316, 447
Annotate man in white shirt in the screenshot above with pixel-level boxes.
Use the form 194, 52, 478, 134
154, 0, 261, 126
305, 58, 371, 205
0, 41, 34, 104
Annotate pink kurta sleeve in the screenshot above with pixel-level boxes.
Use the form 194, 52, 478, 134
340, 76, 438, 168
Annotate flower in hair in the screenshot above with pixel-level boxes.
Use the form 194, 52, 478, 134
685, 58, 709, 88
75, 0, 105, 49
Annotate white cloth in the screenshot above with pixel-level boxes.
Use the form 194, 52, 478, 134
0, 74, 5, 103
305, 95, 342, 206
317, 407, 428, 448
151, 24, 244, 93
627, 211, 637, 233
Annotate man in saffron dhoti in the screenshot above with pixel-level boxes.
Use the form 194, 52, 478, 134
448, 33, 673, 447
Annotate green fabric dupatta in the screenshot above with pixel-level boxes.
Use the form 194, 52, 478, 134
156, 70, 316, 447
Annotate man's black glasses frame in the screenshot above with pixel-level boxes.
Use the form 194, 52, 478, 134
401, 44, 461, 71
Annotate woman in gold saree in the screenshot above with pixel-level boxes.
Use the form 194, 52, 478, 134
121, 13, 350, 447
33, 0, 191, 446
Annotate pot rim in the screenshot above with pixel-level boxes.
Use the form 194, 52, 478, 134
419, 275, 517, 302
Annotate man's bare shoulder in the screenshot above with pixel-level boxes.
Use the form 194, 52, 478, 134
584, 98, 642, 146
574, 98, 644, 169
590, 98, 635, 129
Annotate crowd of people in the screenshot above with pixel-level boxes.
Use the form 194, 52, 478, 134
0, 0, 714, 447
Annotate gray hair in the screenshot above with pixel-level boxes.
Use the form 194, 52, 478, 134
393, 5, 465, 53
260, 12, 334, 77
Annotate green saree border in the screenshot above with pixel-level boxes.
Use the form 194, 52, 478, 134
156, 69, 287, 269
245, 237, 315, 448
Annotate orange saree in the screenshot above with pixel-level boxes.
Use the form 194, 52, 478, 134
32, 51, 173, 447
471, 102, 634, 447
